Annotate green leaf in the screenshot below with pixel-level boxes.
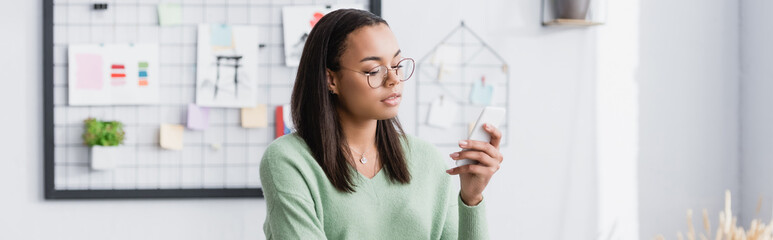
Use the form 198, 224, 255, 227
82, 118, 125, 147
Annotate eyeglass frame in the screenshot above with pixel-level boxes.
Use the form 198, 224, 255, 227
338, 57, 415, 89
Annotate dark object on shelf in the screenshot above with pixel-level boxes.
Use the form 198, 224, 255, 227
555, 0, 590, 19
542, 0, 604, 26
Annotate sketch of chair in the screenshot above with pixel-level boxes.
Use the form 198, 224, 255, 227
199, 55, 253, 101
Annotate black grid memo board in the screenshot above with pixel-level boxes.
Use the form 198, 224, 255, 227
43, 0, 381, 199
414, 22, 510, 148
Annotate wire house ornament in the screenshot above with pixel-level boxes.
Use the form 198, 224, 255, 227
414, 21, 510, 147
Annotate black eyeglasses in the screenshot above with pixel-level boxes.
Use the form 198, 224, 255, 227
340, 58, 415, 89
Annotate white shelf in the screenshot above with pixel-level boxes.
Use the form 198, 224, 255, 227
543, 18, 604, 26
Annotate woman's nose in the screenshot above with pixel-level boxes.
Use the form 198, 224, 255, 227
384, 69, 400, 87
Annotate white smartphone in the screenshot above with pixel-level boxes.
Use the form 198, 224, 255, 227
456, 106, 506, 167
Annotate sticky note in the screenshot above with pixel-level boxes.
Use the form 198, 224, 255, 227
160, 124, 184, 150
427, 96, 459, 129
432, 44, 461, 81
469, 79, 494, 105
74, 54, 103, 90
210, 24, 233, 47
187, 104, 210, 130
241, 104, 267, 128
157, 3, 182, 26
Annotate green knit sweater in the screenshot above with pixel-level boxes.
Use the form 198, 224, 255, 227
259, 133, 489, 239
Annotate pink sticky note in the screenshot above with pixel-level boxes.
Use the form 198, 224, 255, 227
187, 104, 210, 130
75, 54, 104, 90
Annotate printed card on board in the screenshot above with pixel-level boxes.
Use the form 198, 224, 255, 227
281, 4, 365, 67
196, 24, 260, 108
68, 44, 160, 105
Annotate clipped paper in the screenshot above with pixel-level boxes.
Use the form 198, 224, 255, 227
469, 78, 494, 105
427, 96, 459, 129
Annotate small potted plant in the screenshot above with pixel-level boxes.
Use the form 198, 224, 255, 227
82, 118, 125, 170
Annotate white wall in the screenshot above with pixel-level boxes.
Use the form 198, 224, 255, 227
1, 0, 599, 239
636, 0, 740, 238
740, 0, 773, 226
596, 0, 640, 238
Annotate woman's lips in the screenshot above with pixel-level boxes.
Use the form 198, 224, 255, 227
381, 93, 402, 106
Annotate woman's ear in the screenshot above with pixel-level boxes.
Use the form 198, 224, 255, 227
326, 69, 339, 95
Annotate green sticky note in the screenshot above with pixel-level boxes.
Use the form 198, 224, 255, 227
138, 62, 149, 68
158, 3, 182, 26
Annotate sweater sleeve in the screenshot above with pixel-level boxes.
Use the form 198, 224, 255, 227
420, 142, 488, 240
456, 192, 490, 239
260, 142, 327, 240
440, 189, 490, 240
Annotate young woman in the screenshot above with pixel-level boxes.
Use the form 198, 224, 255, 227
260, 9, 504, 239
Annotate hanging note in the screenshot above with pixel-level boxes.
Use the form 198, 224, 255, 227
432, 44, 461, 81
437, 63, 452, 82
157, 3, 182, 26
431, 44, 462, 66
241, 104, 267, 128
186, 104, 210, 130
160, 124, 184, 150
469, 76, 494, 106
210, 24, 233, 47
427, 96, 459, 129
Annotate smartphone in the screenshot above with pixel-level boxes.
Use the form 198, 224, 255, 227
456, 106, 506, 167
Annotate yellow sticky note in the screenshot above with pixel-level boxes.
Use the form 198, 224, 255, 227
158, 3, 182, 26
160, 124, 184, 150
241, 104, 267, 128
